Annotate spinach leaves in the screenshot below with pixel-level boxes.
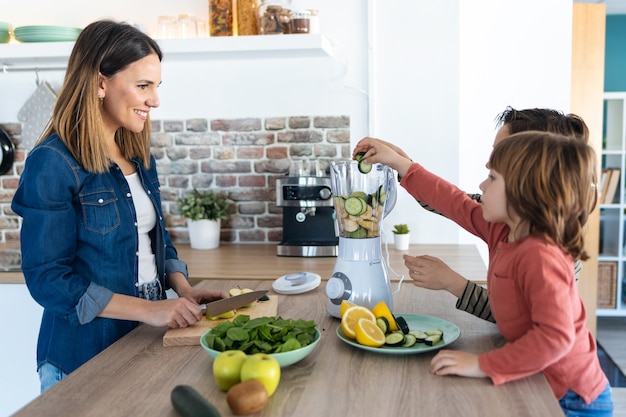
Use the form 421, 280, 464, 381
203, 315, 318, 354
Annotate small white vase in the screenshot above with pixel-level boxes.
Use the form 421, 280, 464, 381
393, 233, 410, 251
187, 219, 221, 250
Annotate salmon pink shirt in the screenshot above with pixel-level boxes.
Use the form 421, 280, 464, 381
400, 163, 607, 403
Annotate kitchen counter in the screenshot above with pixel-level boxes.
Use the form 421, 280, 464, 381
0, 243, 488, 285
11, 244, 563, 417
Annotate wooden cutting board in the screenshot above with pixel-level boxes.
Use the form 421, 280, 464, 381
162, 295, 278, 346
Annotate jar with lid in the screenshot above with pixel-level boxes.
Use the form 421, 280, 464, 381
209, 0, 233, 36
257, 1, 292, 35
290, 10, 311, 34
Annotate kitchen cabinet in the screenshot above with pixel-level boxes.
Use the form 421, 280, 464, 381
0, 34, 335, 71
598, 92, 626, 317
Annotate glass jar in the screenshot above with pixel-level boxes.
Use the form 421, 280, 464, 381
290, 10, 311, 34
236, 0, 259, 36
209, 0, 233, 36
257, 1, 291, 35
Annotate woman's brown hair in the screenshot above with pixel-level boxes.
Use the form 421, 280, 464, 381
41, 20, 163, 173
489, 131, 597, 261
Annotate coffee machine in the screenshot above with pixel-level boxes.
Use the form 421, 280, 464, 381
276, 175, 339, 257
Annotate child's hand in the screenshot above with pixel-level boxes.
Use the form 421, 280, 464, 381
430, 349, 487, 378
353, 137, 413, 177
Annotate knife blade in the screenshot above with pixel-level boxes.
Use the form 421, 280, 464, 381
201, 290, 268, 317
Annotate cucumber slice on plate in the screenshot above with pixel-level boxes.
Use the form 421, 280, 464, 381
401, 333, 417, 348
385, 331, 405, 346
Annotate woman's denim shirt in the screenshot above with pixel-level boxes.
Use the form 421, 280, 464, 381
11, 134, 188, 374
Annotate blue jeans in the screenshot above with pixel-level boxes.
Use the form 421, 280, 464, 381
559, 383, 613, 416
38, 361, 67, 393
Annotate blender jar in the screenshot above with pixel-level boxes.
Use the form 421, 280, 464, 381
330, 160, 396, 239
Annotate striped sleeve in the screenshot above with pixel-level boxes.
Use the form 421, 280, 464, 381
456, 281, 495, 323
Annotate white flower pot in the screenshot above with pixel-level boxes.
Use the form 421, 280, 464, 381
393, 233, 410, 251
187, 219, 221, 250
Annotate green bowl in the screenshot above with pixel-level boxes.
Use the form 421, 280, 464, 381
0, 30, 10, 44
200, 328, 321, 368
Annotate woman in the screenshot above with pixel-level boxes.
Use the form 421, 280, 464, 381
12, 20, 227, 392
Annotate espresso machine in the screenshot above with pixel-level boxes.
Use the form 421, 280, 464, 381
276, 174, 339, 257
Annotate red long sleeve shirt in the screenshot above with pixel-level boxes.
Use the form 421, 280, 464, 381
400, 162, 607, 403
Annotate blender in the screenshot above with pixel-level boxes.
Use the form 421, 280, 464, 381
325, 160, 398, 318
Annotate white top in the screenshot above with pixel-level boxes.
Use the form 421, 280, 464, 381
125, 172, 157, 285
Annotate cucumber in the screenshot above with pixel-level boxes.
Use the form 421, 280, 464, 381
376, 317, 390, 334
354, 151, 372, 174
171, 385, 221, 417
401, 333, 417, 348
385, 331, 405, 346
425, 334, 442, 346
408, 330, 428, 343
358, 160, 372, 174
344, 197, 365, 216
425, 329, 443, 337
395, 316, 410, 334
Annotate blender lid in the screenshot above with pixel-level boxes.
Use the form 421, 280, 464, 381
272, 272, 321, 294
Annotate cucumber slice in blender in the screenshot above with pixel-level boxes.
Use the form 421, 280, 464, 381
344, 197, 365, 216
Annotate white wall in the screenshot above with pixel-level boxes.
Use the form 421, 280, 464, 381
0, 1, 575, 415
371, 0, 573, 263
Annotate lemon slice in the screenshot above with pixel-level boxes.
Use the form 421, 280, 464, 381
339, 300, 357, 318
341, 306, 376, 340
371, 300, 398, 331
355, 318, 385, 347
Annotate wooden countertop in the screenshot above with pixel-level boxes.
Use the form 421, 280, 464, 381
12, 283, 561, 416
0, 243, 488, 285
11, 244, 562, 417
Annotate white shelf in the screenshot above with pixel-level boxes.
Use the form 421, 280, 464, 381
598, 92, 626, 317
0, 34, 335, 72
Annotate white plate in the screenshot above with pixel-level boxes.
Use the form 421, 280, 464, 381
272, 271, 321, 294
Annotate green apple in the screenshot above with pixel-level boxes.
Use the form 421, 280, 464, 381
213, 350, 247, 391
240, 353, 281, 397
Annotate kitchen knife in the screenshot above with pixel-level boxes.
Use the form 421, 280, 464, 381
201, 290, 268, 317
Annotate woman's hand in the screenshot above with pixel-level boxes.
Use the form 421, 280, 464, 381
403, 254, 468, 298
430, 349, 487, 378
353, 137, 414, 177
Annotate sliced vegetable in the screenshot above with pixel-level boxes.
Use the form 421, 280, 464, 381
425, 333, 442, 346
384, 331, 405, 346
401, 333, 417, 348
376, 317, 390, 334
344, 197, 366, 216
408, 330, 427, 343
395, 316, 410, 334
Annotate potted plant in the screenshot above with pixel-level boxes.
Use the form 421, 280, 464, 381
392, 224, 410, 250
177, 188, 231, 249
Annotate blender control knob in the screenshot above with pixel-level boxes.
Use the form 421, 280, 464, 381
326, 277, 345, 300
319, 187, 331, 200
295, 212, 306, 222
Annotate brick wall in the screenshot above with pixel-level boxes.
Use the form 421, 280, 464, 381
0, 115, 350, 244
